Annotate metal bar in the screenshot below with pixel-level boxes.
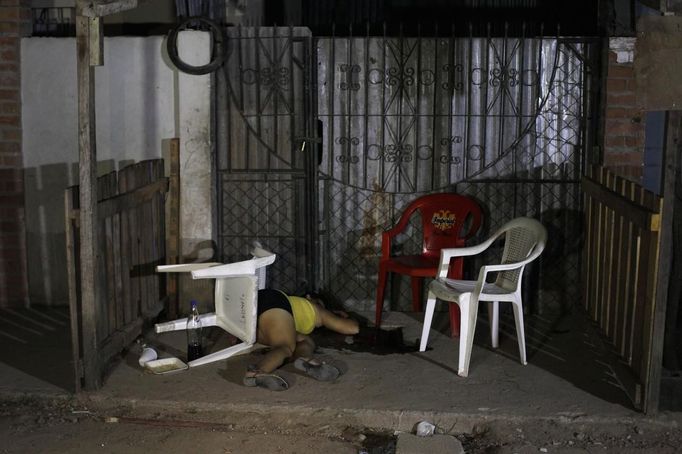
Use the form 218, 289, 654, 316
464, 22, 473, 180
289, 25, 295, 168
346, 24, 353, 181
255, 27, 262, 170
396, 22, 404, 193
272, 28, 279, 170
328, 24, 336, 177
380, 21, 387, 187
482, 22, 491, 173
431, 24, 439, 188
414, 24, 421, 189
363, 22, 370, 190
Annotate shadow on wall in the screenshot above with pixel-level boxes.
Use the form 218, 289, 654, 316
22, 159, 133, 307
0, 305, 74, 392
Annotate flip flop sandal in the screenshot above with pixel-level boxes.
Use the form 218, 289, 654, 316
294, 358, 341, 382
243, 372, 289, 391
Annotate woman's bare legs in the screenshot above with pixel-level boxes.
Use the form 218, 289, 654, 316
251, 308, 297, 374
247, 310, 322, 374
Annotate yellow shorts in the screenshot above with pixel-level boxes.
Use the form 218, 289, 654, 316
288, 296, 317, 335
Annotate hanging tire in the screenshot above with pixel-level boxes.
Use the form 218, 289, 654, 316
166, 16, 227, 75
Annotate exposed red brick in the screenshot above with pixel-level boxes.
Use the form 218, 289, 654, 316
1, 128, 19, 140
0, 36, 17, 46
0, 22, 19, 34
605, 118, 644, 136
606, 78, 627, 92
605, 136, 625, 147
0, 63, 18, 73
606, 107, 642, 120
603, 151, 643, 165
0, 88, 17, 100
606, 91, 637, 107
0, 71, 18, 87
625, 78, 637, 91
624, 136, 645, 148
0, 48, 17, 62
608, 64, 635, 79
0, 152, 21, 167
0, 101, 17, 114
0, 9, 19, 21
0, 114, 18, 126
0, 141, 19, 153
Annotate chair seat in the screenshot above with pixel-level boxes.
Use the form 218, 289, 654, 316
383, 255, 438, 276
430, 278, 512, 301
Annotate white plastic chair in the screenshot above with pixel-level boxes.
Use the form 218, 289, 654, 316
419, 217, 547, 377
154, 243, 275, 367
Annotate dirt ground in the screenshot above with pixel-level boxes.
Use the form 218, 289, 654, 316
2, 396, 681, 454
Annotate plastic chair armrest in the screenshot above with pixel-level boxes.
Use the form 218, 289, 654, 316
435, 240, 494, 277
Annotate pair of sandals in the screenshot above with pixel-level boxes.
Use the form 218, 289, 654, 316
243, 358, 341, 391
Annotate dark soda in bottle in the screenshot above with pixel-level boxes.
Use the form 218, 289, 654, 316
187, 300, 203, 361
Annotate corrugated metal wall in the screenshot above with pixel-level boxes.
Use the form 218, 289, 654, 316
217, 25, 599, 314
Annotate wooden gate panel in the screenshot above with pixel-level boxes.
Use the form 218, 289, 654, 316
582, 164, 663, 411
65, 159, 169, 390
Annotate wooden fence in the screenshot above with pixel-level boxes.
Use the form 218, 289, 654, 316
65, 159, 169, 391
582, 164, 664, 411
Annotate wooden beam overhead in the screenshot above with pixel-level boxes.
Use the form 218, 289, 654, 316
80, 0, 148, 18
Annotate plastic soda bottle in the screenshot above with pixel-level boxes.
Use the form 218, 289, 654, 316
187, 300, 203, 361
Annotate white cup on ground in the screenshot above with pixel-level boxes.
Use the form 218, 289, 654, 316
138, 347, 158, 366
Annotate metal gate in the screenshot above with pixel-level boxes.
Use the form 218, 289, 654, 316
218, 25, 599, 311
217, 27, 318, 293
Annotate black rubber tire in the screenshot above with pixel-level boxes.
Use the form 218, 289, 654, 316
166, 16, 227, 75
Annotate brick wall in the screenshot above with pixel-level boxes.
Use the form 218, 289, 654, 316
602, 43, 645, 182
0, 0, 30, 307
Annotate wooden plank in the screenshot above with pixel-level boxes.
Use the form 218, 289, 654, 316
104, 215, 116, 337
582, 188, 593, 314
614, 176, 629, 354
80, 0, 147, 18
150, 189, 158, 312
113, 211, 124, 329
609, 176, 625, 346
582, 178, 660, 230
75, 12, 101, 390
118, 168, 132, 324
97, 178, 168, 219
140, 164, 152, 313
624, 178, 641, 365
98, 317, 144, 365
64, 187, 82, 393
596, 172, 606, 330
131, 164, 143, 314
151, 161, 162, 311
166, 139, 180, 319
644, 112, 679, 413
632, 227, 653, 379
89, 17, 103, 66
603, 172, 616, 338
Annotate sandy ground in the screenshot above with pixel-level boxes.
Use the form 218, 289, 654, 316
2, 396, 682, 454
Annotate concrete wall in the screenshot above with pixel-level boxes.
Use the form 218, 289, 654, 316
21, 32, 212, 306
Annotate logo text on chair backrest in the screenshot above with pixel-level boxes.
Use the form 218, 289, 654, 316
431, 210, 456, 231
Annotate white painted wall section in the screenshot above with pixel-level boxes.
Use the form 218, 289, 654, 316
20, 32, 213, 305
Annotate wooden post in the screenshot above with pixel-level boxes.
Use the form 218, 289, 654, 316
165, 139, 181, 318
76, 8, 103, 390
645, 111, 680, 413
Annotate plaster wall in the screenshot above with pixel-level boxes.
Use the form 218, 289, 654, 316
21, 32, 212, 305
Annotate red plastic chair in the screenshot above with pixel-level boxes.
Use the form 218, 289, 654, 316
375, 193, 482, 337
